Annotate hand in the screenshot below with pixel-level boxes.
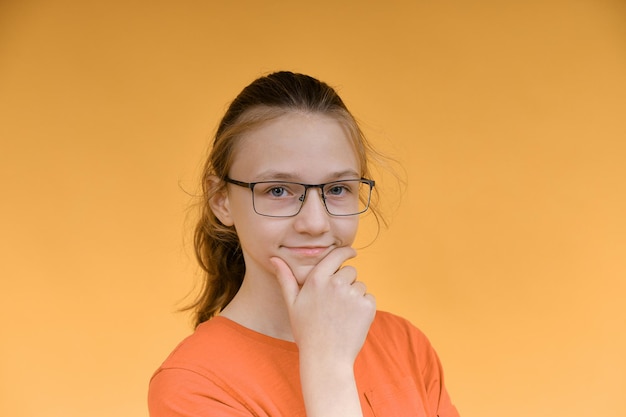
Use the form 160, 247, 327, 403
270, 246, 376, 364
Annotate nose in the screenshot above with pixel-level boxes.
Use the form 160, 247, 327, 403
293, 187, 331, 235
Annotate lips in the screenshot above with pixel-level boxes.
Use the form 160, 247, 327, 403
283, 245, 332, 257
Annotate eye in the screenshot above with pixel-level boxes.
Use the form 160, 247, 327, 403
258, 183, 298, 199
326, 183, 350, 197
268, 186, 288, 197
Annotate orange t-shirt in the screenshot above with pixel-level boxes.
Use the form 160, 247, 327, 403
149, 311, 460, 417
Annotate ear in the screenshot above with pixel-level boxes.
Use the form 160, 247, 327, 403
207, 175, 235, 226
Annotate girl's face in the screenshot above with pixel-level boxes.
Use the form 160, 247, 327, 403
213, 111, 361, 286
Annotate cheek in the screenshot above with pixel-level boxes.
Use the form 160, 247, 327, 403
234, 213, 289, 257
336, 217, 359, 244
236, 218, 275, 246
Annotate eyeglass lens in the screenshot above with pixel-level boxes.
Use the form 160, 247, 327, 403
251, 180, 371, 217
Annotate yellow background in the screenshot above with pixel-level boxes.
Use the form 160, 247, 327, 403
1, 1, 624, 416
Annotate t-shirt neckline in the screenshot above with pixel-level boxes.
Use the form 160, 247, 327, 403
208, 315, 299, 352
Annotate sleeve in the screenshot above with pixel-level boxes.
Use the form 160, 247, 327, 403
418, 331, 461, 417
148, 368, 253, 417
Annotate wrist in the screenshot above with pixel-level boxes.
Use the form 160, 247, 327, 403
299, 358, 362, 417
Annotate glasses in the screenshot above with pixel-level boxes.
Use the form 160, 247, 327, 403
225, 177, 375, 218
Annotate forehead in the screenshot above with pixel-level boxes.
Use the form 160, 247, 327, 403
229, 112, 361, 182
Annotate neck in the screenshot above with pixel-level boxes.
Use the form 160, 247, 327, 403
219, 271, 294, 341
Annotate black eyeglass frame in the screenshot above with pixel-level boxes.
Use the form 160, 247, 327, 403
224, 177, 375, 218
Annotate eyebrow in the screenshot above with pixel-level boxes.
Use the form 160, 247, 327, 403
255, 169, 361, 182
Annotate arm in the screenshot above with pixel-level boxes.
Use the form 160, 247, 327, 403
271, 247, 376, 417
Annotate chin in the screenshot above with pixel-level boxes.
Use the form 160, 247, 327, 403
291, 264, 316, 286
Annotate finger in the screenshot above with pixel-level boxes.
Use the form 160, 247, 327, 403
331, 265, 357, 286
349, 281, 368, 296
364, 293, 376, 308
270, 257, 299, 306
309, 246, 357, 281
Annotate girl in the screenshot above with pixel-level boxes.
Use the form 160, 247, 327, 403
149, 71, 460, 417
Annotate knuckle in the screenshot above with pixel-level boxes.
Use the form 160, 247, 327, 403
342, 265, 357, 276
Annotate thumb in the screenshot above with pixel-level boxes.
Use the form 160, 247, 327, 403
270, 257, 299, 307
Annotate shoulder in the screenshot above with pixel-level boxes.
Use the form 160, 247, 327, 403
361, 310, 443, 374
148, 317, 240, 404
148, 317, 303, 416
153, 316, 298, 376
370, 309, 419, 329
369, 310, 431, 346
154, 317, 232, 371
